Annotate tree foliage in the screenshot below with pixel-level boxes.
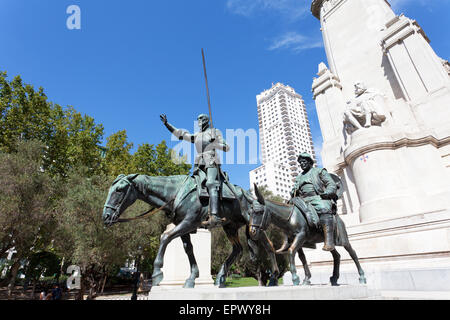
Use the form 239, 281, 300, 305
0, 71, 192, 299
0, 139, 56, 295
0, 72, 104, 178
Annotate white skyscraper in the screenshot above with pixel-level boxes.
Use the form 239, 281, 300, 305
249, 83, 315, 200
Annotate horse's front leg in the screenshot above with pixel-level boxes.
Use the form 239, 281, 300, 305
330, 249, 341, 286
181, 234, 199, 288
288, 231, 306, 286
258, 231, 279, 287
151, 221, 196, 287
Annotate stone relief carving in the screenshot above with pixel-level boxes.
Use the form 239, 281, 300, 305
343, 82, 387, 134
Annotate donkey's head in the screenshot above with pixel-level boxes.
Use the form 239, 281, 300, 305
103, 174, 139, 226
248, 184, 270, 241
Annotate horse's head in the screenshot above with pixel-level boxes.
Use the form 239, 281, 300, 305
103, 174, 140, 227
248, 184, 270, 241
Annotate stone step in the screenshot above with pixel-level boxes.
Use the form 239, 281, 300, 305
148, 284, 379, 300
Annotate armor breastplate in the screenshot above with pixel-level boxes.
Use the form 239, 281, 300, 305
194, 129, 214, 154
194, 129, 220, 167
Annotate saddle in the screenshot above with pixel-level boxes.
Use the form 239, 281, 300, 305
193, 168, 237, 200
172, 170, 238, 215
290, 197, 321, 230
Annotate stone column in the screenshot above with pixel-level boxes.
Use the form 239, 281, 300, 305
381, 15, 450, 130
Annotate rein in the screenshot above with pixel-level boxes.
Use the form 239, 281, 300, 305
251, 206, 271, 232
251, 202, 294, 232
116, 198, 175, 223
109, 175, 186, 224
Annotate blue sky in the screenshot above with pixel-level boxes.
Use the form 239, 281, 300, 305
0, 0, 449, 189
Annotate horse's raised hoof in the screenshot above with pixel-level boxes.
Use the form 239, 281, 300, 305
302, 279, 311, 286
359, 276, 367, 284
152, 271, 164, 286
183, 279, 196, 289
330, 277, 339, 287
275, 246, 289, 255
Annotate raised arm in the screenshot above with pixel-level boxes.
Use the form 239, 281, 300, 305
160, 114, 195, 143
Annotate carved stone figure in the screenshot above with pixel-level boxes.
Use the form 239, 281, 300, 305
343, 82, 387, 134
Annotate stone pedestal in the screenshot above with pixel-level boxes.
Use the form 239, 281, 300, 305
158, 224, 214, 288
298, 209, 450, 291
343, 127, 450, 223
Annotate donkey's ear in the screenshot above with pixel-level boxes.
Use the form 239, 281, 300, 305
112, 174, 126, 185
126, 174, 139, 182
254, 184, 265, 205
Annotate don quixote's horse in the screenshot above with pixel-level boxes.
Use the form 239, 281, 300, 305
102, 174, 280, 288
249, 184, 366, 287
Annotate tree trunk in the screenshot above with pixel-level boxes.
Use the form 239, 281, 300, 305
30, 279, 37, 300
100, 274, 107, 294
7, 259, 21, 298
57, 256, 65, 282
77, 277, 85, 300
86, 275, 98, 300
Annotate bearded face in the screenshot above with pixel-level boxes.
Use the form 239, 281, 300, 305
197, 114, 210, 132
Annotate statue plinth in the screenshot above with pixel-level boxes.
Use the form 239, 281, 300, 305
157, 224, 214, 288
343, 127, 450, 223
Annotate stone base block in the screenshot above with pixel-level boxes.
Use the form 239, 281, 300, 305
292, 209, 450, 291
148, 284, 379, 300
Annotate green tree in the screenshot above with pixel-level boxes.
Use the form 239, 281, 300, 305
23, 251, 61, 299
0, 140, 56, 296
0, 71, 105, 178
103, 130, 134, 177
44, 106, 104, 177
0, 72, 52, 153
54, 167, 136, 299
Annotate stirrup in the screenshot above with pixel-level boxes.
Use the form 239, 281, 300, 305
201, 215, 226, 229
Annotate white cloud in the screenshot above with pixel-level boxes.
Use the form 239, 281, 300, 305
268, 32, 323, 53
226, 0, 309, 20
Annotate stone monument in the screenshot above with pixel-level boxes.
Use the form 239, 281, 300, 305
302, 0, 450, 291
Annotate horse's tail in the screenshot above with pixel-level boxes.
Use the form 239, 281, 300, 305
335, 214, 349, 246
